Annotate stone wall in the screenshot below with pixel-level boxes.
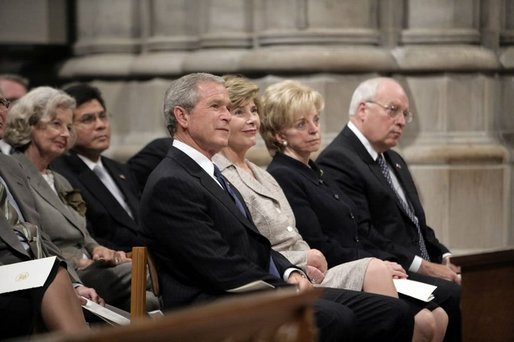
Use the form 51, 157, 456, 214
2, 0, 514, 253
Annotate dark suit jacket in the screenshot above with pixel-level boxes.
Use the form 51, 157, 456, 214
317, 125, 449, 269
127, 137, 172, 193
51, 152, 141, 251
140, 146, 296, 309
267, 152, 396, 268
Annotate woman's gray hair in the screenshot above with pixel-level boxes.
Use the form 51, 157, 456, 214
162, 73, 225, 135
348, 78, 385, 117
4, 86, 76, 151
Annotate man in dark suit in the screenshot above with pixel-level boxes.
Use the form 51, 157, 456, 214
127, 137, 172, 193
51, 84, 141, 252
317, 77, 461, 341
139, 73, 415, 342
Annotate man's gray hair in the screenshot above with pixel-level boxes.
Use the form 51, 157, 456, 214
348, 78, 385, 117
163, 73, 225, 135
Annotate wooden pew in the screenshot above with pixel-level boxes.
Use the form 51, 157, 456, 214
452, 248, 514, 342
33, 287, 322, 342
129, 246, 161, 320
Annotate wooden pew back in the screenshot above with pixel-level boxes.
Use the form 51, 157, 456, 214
452, 248, 514, 342
33, 287, 321, 342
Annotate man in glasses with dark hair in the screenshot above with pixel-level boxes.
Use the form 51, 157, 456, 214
51, 83, 143, 254
317, 77, 462, 341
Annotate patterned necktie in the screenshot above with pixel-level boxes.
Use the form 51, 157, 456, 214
213, 165, 247, 217
0, 182, 43, 258
213, 165, 281, 278
377, 154, 430, 261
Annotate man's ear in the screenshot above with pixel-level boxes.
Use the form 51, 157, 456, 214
356, 102, 367, 122
173, 106, 189, 128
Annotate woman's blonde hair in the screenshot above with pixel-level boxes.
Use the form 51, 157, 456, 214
260, 80, 324, 156
222, 74, 261, 114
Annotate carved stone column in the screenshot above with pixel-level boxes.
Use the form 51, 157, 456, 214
47, 0, 514, 252
395, 0, 509, 252
132, 0, 199, 76
60, 0, 141, 78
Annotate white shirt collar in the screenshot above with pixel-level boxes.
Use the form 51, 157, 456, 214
0, 140, 12, 154
76, 154, 105, 171
347, 121, 380, 161
172, 139, 216, 180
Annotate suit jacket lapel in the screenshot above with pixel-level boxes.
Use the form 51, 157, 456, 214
384, 151, 421, 215
342, 126, 411, 215
243, 163, 280, 202
68, 154, 136, 227
215, 154, 277, 203
171, 148, 261, 235
102, 157, 139, 221
13, 154, 85, 230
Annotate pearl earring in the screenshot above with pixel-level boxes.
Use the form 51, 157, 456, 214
282, 141, 288, 147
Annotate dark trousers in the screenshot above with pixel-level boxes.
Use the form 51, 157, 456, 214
0, 261, 60, 339
316, 287, 414, 342
409, 272, 462, 342
0, 291, 34, 339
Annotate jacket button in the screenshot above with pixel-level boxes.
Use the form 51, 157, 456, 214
334, 194, 339, 200
349, 212, 355, 219
354, 236, 359, 243
318, 179, 324, 184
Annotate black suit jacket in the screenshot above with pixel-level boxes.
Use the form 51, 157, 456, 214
267, 152, 396, 268
127, 137, 172, 193
317, 125, 449, 269
51, 152, 142, 251
140, 146, 296, 309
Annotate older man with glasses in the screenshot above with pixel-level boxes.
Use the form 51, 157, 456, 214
317, 77, 462, 341
51, 83, 143, 254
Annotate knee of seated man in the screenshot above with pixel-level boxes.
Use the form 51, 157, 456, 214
375, 296, 414, 341
432, 278, 461, 306
313, 298, 355, 342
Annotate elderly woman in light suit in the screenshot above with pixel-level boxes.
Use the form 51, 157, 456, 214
4, 87, 159, 311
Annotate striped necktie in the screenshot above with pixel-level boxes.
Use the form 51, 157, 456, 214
0, 182, 43, 258
377, 154, 430, 261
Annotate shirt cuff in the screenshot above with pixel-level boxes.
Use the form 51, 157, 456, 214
283, 267, 307, 282
442, 253, 452, 261
408, 256, 423, 272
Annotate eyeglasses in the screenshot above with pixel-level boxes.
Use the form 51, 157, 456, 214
366, 100, 413, 123
0, 97, 10, 109
74, 111, 110, 126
